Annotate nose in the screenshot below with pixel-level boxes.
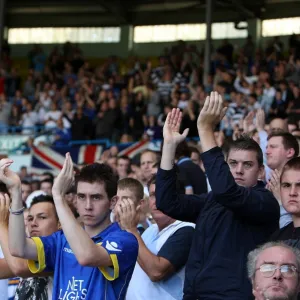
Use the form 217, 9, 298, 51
273, 268, 283, 281
85, 199, 92, 210
31, 218, 38, 227
236, 163, 244, 174
290, 185, 298, 197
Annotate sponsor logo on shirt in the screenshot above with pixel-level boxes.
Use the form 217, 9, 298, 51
58, 277, 87, 300
105, 241, 122, 252
63, 247, 74, 254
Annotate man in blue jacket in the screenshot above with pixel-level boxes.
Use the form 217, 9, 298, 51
156, 92, 280, 299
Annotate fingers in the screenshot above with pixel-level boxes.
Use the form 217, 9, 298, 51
4, 193, 10, 209
0, 162, 12, 172
0, 159, 13, 168
174, 110, 182, 132
165, 111, 171, 126
202, 96, 210, 112
216, 93, 224, 116
0, 193, 4, 208
220, 107, 228, 121
208, 92, 215, 112
182, 128, 189, 138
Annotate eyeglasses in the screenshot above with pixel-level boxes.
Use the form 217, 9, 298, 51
257, 264, 298, 278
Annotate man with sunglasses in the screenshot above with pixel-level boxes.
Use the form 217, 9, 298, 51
247, 241, 300, 300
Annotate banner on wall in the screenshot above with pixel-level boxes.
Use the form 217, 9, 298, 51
0, 135, 29, 153
31, 140, 162, 174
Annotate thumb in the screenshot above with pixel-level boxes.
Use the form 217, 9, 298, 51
182, 128, 189, 138
220, 107, 228, 120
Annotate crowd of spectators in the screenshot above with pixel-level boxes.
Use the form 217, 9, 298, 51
0, 34, 299, 148
1, 33, 300, 300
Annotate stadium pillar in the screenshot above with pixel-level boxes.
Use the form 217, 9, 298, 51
203, 0, 213, 86
248, 18, 262, 49
0, 0, 5, 54
120, 25, 134, 58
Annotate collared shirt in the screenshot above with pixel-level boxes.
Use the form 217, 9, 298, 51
27, 223, 138, 300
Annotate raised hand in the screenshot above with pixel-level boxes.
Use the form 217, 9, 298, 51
197, 92, 227, 132
243, 111, 255, 133
163, 108, 189, 145
52, 153, 75, 198
115, 198, 140, 232
256, 109, 265, 132
267, 169, 281, 203
0, 158, 21, 191
0, 193, 10, 227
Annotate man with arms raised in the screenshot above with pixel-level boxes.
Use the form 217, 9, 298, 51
7, 155, 138, 299
247, 242, 300, 300
156, 92, 280, 299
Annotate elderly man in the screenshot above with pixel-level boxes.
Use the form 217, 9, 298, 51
247, 241, 300, 300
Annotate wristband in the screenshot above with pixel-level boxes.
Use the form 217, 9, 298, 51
9, 205, 26, 215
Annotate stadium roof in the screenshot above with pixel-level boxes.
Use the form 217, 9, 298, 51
5, 0, 300, 27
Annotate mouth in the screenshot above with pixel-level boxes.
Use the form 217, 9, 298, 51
235, 178, 244, 182
83, 215, 94, 218
30, 230, 39, 236
288, 200, 298, 205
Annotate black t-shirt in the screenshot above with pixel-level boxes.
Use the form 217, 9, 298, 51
178, 158, 208, 195
158, 226, 195, 271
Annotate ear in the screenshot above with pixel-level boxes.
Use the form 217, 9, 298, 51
258, 165, 265, 181
287, 148, 295, 159
110, 195, 118, 211
57, 221, 62, 231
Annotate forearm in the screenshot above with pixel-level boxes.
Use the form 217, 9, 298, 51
128, 229, 165, 281
160, 143, 176, 170
0, 225, 29, 276
54, 197, 110, 267
198, 128, 217, 152
0, 259, 14, 279
156, 168, 203, 222
9, 188, 35, 259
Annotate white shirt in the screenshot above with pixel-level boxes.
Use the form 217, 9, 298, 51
0, 247, 8, 300
126, 221, 195, 300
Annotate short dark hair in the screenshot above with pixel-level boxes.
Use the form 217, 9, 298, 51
21, 180, 31, 186
117, 155, 131, 164
189, 146, 201, 158
30, 195, 58, 220
31, 179, 40, 189
175, 141, 191, 160
268, 132, 299, 158
227, 135, 264, 166
40, 178, 53, 186
281, 157, 300, 181
75, 163, 117, 199
118, 178, 144, 201
42, 172, 54, 182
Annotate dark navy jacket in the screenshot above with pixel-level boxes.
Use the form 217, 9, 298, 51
156, 147, 280, 300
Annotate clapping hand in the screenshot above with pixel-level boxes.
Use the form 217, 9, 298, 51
0, 158, 21, 192
52, 153, 75, 199
197, 92, 227, 132
163, 108, 189, 146
115, 198, 140, 232
267, 169, 281, 203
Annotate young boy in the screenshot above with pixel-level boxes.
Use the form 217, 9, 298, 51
5, 154, 138, 299
116, 178, 150, 234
